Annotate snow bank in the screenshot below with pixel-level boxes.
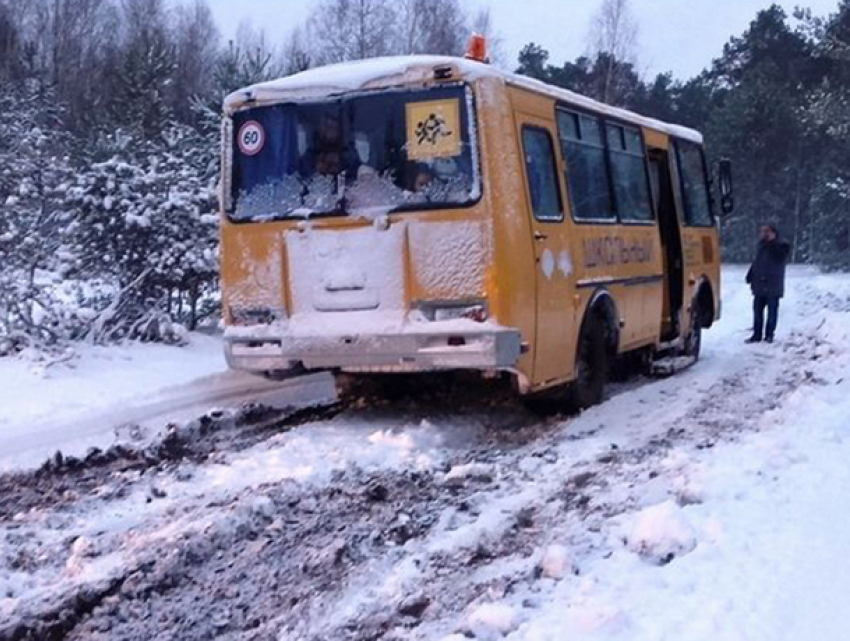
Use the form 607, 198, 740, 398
537, 544, 573, 580
623, 500, 698, 565
0, 334, 227, 469
0, 334, 224, 426
443, 461, 495, 483
559, 598, 631, 637
512, 268, 850, 641
465, 602, 520, 639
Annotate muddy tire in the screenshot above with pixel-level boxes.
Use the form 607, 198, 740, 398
683, 307, 702, 361
569, 318, 608, 410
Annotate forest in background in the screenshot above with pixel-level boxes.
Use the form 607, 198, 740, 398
0, 0, 848, 355
516, 1, 850, 267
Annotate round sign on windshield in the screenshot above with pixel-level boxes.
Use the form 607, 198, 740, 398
238, 121, 265, 156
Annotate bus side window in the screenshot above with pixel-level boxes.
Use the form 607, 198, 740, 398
675, 141, 713, 227
557, 110, 615, 222
521, 126, 563, 222
607, 124, 653, 222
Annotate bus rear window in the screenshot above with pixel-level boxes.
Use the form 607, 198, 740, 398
229, 85, 479, 221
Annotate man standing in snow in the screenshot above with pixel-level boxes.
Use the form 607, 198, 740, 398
745, 224, 791, 344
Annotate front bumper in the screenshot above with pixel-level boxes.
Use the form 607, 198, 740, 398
224, 325, 522, 373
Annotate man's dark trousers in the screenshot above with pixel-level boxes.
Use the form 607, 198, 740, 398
753, 295, 780, 340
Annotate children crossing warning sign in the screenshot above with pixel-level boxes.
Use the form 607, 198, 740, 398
405, 99, 461, 160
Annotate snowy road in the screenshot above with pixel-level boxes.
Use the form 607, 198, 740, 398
2, 266, 850, 641
0, 339, 336, 471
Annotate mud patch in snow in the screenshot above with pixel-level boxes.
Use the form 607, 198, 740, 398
0, 401, 342, 519
3, 461, 527, 641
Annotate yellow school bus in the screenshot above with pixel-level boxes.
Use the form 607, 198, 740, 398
219, 50, 731, 407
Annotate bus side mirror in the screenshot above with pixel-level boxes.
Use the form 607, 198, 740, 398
718, 158, 734, 215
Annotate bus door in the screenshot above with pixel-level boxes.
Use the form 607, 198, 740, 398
648, 148, 684, 341
672, 140, 720, 337
517, 115, 577, 386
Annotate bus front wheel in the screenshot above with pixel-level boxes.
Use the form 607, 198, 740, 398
569, 320, 608, 410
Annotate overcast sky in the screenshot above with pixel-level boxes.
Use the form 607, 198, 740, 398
206, 0, 842, 80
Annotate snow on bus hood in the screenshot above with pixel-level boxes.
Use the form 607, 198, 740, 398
223, 55, 703, 144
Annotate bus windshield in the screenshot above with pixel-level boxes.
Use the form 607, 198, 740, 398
229, 84, 479, 221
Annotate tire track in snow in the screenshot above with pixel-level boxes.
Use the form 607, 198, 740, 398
0, 344, 811, 641
304, 325, 821, 640
0, 371, 337, 472
0, 387, 547, 640
0, 278, 830, 641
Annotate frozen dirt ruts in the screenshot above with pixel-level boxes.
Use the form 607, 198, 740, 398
1, 268, 846, 641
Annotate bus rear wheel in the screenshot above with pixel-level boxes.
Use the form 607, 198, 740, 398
569, 320, 608, 410
683, 307, 702, 360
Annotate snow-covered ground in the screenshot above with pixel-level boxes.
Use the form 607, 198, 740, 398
1, 265, 849, 641
0, 334, 336, 470
492, 270, 850, 641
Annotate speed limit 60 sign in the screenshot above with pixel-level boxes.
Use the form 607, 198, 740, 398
237, 121, 265, 156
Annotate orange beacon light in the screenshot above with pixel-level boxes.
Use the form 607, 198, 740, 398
465, 33, 487, 63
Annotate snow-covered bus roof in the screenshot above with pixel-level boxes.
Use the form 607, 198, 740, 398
223, 55, 703, 144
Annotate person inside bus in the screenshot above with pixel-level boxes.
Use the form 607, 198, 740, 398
745, 223, 791, 344
410, 163, 434, 195
300, 113, 349, 177
314, 149, 342, 176
432, 156, 473, 203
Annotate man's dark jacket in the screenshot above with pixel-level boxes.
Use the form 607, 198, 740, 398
746, 238, 791, 298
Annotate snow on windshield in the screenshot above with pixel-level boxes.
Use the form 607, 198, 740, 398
228, 84, 478, 222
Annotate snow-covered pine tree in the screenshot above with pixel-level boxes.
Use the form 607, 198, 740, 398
0, 79, 82, 355
109, 0, 176, 139
65, 121, 218, 344
805, 1, 850, 269
148, 122, 219, 332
